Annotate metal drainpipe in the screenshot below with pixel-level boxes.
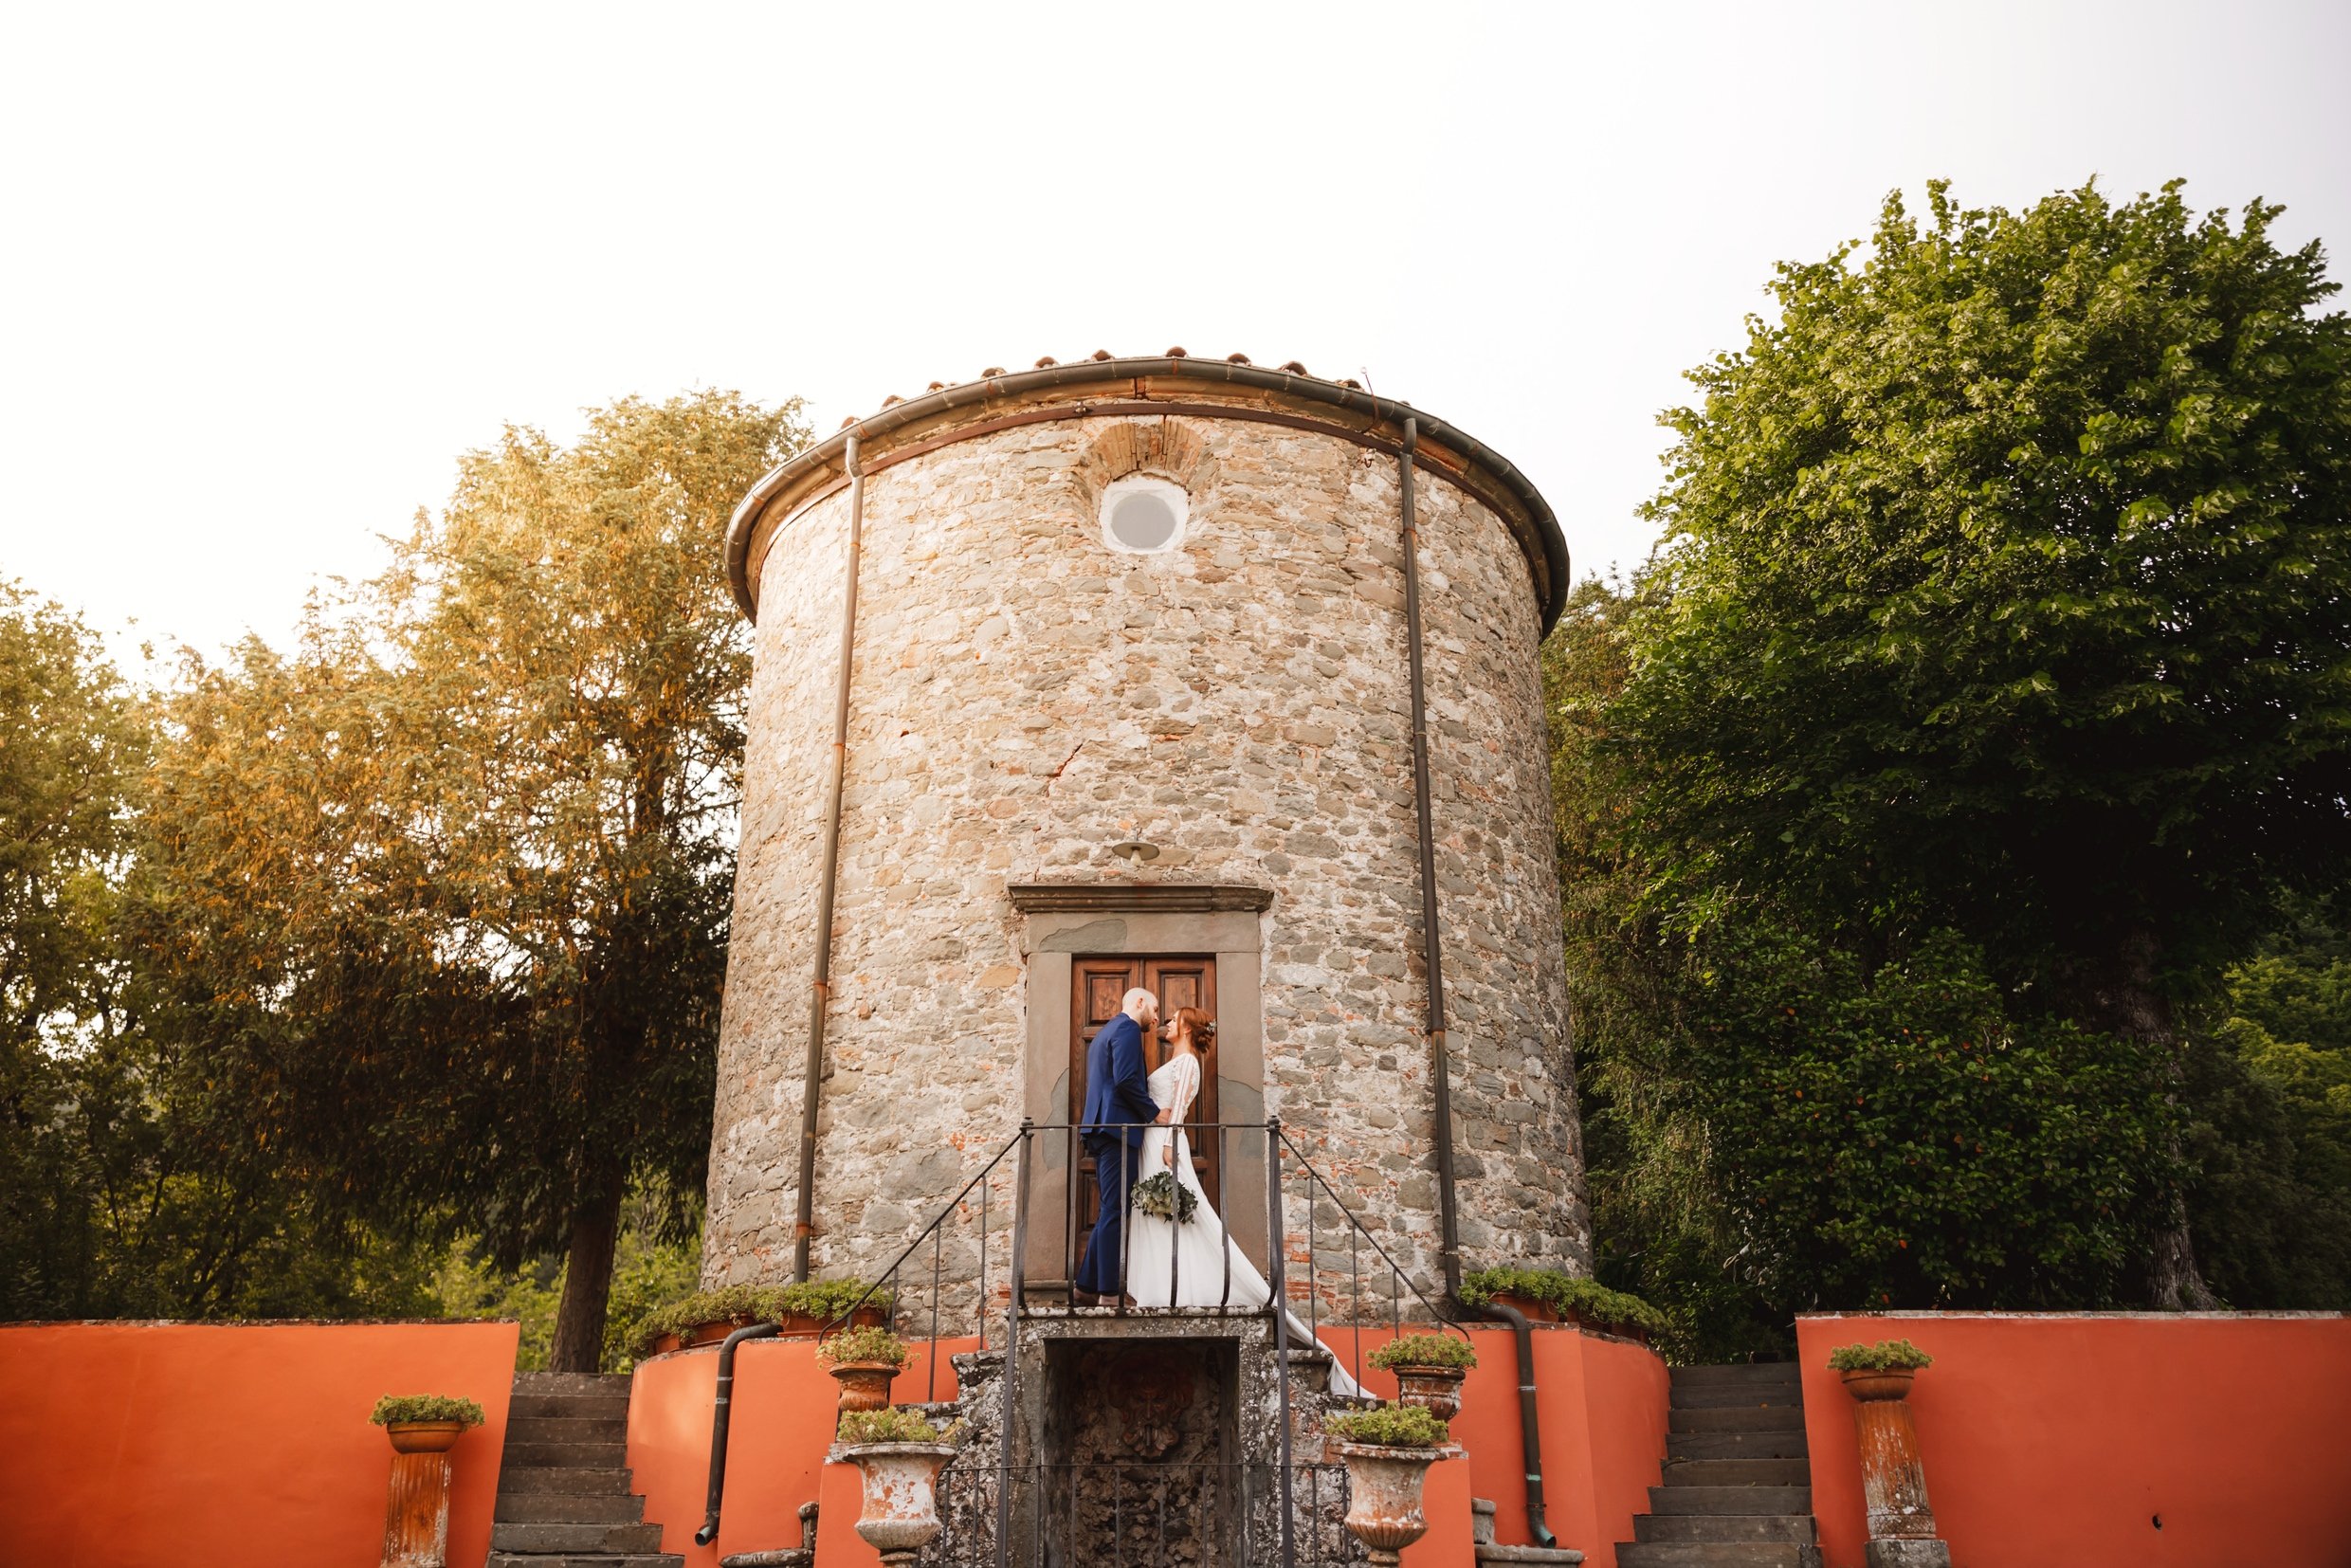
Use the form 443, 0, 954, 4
693, 1320, 782, 1546
792, 432, 865, 1284
1400, 417, 1557, 1550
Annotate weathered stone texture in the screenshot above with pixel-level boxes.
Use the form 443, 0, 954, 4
704, 413, 1588, 1306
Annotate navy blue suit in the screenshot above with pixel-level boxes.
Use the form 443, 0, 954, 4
1074, 1012, 1158, 1297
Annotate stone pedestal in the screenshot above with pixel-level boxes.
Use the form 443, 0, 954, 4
1844, 1370, 1951, 1568
378, 1451, 451, 1568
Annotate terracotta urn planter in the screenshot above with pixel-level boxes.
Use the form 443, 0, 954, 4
1389, 1365, 1468, 1423
1328, 1440, 1460, 1566
1489, 1292, 1559, 1323
829, 1360, 901, 1413
1839, 1368, 1950, 1567
384, 1420, 466, 1454
833, 1441, 958, 1566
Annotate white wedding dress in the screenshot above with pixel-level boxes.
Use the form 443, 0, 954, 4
1122, 1049, 1360, 1396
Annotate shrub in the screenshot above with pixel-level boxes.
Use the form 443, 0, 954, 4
369, 1395, 485, 1428
1367, 1334, 1477, 1371
1325, 1405, 1452, 1449
1827, 1339, 1934, 1372
819, 1324, 911, 1369
626, 1279, 894, 1358
836, 1407, 965, 1445
1458, 1267, 1668, 1336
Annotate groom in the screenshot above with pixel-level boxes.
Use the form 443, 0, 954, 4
1073, 986, 1167, 1307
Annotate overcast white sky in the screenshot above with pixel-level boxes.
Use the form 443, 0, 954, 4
4, 1, 2346, 665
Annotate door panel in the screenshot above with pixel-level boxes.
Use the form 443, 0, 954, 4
1068, 955, 1221, 1225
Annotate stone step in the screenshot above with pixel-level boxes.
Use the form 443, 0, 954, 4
1636, 1514, 1817, 1544
1669, 1364, 1802, 1387
491, 1521, 667, 1554
485, 1556, 682, 1568
1669, 1405, 1807, 1433
510, 1372, 632, 1396
503, 1442, 629, 1468
510, 1392, 632, 1422
508, 1415, 629, 1446
497, 1466, 636, 1496
1661, 1459, 1812, 1488
1671, 1383, 1806, 1410
1668, 1431, 1810, 1461
495, 1491, 647, 1524
1649, 1487, 1813, 1517
1616, 1544, 1820, 1568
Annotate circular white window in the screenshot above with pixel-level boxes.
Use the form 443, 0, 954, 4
1100, 474, 1189, 555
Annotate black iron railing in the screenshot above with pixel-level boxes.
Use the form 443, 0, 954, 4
923, 1458, 1358, 1568
818, 1116, 1469, 1568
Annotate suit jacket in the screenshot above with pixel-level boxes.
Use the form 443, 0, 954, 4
1082, 1013, 1158, 1148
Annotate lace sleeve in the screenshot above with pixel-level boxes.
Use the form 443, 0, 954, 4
1171, 1053, 1200, 1128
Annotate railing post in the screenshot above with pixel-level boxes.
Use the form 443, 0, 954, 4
1267, 1116, 1295, 1568
998, 1120, 1031, 1568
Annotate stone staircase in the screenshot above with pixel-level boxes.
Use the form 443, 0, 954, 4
1616, 1363, 1821, 1568
489, 1372, 682, 1568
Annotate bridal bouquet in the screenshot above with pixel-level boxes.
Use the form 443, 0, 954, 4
1131, 1171, 1198, 1224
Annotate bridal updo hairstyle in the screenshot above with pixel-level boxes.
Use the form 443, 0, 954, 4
1173, 1006, 1216, 1061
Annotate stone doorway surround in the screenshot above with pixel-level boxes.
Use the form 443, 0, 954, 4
1012, 883, 1271, 1283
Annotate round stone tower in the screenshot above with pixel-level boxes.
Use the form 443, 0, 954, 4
702, 354, 1587, 1307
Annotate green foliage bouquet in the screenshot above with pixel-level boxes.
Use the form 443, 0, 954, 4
1132, 1171, 1198, 1224
818, 1325, 910, 1369
1367, 1334, 1478, 1371
1325, 1405, 1452, 1448
837, 1407, 965, 1445
369, 1395, 484, 1428
1828, 1339, 1934, 1372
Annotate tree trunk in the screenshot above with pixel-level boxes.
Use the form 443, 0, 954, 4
547, 1181, 625, 1374
2063, 929, 2220, 1312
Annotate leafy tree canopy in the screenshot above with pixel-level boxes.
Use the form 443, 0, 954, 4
1623, 180, 2351, 1012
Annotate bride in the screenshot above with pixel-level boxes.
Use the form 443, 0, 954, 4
1123, 1006, 1359, 1395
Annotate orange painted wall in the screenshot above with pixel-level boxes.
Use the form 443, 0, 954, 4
1795, 1312, 2351, 1568
0, 1320, 519, 1568
628, 1334, 975, 1565
1348, 1322, 1669, 1568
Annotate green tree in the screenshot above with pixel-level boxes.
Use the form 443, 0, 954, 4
130, 391, 806, 1366
1617, 181, 2351, 1305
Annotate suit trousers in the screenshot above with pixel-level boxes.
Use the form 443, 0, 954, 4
1074, 1132, 1142, 1297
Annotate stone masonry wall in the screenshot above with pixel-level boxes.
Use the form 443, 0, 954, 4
703, 412, 1588, 1312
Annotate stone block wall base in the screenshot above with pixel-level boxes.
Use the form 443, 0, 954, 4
1474, 1545, 1587, 1564
1866, 1540, 1952, 1568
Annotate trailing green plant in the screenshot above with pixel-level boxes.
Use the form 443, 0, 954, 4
1325, 1405, 1452, 1449
818, 1324, 910, 1368
1367, 1334, 1477, 1371
836, 1407, 965, 1445
626, 1278, 892, 1358
369, 1394, 485, 1427
1827, 1340, 1934, 1372
1459, 1267, 1668, 1335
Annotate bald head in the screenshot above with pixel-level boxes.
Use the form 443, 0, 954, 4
1121, 988, 1159, 1028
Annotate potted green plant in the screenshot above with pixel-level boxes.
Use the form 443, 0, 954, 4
818, 1324, 911, 1412
1367, 1333, 1478, 1422
1828, 1338, 1934, 1401
1324, 1405, 1460, 1566
627, 1279, 894, 1358
831, 1407, 965, 1567
1458, 1266, 1668, 1342
369, 1395, 485, 1454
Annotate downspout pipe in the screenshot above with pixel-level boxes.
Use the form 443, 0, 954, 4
1399, 419, 1557, 1551
1398, 417, 1464, 1302
693, 1320, 782, 1546
793, 432, 865, 1284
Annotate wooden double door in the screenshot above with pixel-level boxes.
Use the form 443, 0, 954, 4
1070, 955, 1221, 1212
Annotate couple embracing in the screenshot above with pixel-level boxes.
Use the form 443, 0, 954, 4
1072, 986, 1239, 1310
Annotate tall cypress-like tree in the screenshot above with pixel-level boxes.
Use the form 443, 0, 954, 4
1615, 182, 2351, 1306
136, 391, 806, 1366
